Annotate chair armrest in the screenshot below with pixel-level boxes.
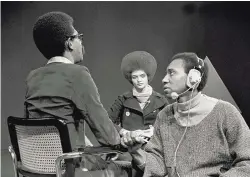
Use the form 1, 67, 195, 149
55, 146, 127, 177
78, 146, 127, 154
55, 152, 83, 177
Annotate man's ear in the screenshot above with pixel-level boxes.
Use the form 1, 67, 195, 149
65, 40, 73, 51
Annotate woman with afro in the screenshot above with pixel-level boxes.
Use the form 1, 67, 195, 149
108, 51, 168, 177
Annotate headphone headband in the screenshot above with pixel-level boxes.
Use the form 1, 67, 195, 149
194, 57, 204, 73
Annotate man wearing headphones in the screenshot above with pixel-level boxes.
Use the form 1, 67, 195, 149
125, 52, 250, 177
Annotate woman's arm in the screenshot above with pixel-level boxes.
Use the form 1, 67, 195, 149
108, 95, 126, 133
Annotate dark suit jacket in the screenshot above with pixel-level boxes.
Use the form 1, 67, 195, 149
25, 62, 120, 147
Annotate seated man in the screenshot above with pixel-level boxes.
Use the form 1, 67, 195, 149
25, 11, 126, 176
125, 52, 250, 177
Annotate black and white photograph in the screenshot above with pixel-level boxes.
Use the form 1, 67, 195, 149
1, 1, 250, 177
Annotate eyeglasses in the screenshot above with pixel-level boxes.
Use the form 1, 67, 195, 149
69, 33, 84, 43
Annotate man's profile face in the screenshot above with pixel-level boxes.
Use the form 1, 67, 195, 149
71, 27, 85, 63
162, 59, 188, 98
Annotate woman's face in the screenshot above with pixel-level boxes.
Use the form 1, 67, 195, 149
131, 69, 149, 91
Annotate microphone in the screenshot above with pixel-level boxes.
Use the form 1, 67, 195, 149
171, 92, 179, 100
170, 89, 191, 100
170, 82, 197, 100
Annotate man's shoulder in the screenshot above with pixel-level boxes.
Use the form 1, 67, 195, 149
65, 64, 90, 73
26, 67, 44, 80
26, 64, 91, 82
53, 64, 92, 76
158, 103, 175, 120
66, 65, 94, 84
29, 63, 88, 72
217, 99, 236, 108
211, 99, 238, 113
215, 100, 241, 118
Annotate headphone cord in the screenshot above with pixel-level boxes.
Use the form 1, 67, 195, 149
173, 82, 198, 177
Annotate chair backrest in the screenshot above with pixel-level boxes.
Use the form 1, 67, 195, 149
7, 116, 72, 174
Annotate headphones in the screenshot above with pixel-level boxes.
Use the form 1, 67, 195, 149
186, 57, 204, 88
170, 56, 204, 100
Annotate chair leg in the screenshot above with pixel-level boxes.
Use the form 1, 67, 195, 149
8, 146, 19, 177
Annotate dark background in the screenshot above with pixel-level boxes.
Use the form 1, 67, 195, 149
1, 1, 250, 149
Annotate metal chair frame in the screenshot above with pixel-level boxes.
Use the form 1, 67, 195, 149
7, 116, 130, 177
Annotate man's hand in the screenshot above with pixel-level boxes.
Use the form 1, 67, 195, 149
121, 137, 145, 152
120, 125, 154, 148
121, 130, 148, 147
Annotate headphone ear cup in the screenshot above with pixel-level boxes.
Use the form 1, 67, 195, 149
186, 69, 202, 88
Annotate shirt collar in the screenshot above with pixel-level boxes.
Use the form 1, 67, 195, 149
47, 56, 74, 64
